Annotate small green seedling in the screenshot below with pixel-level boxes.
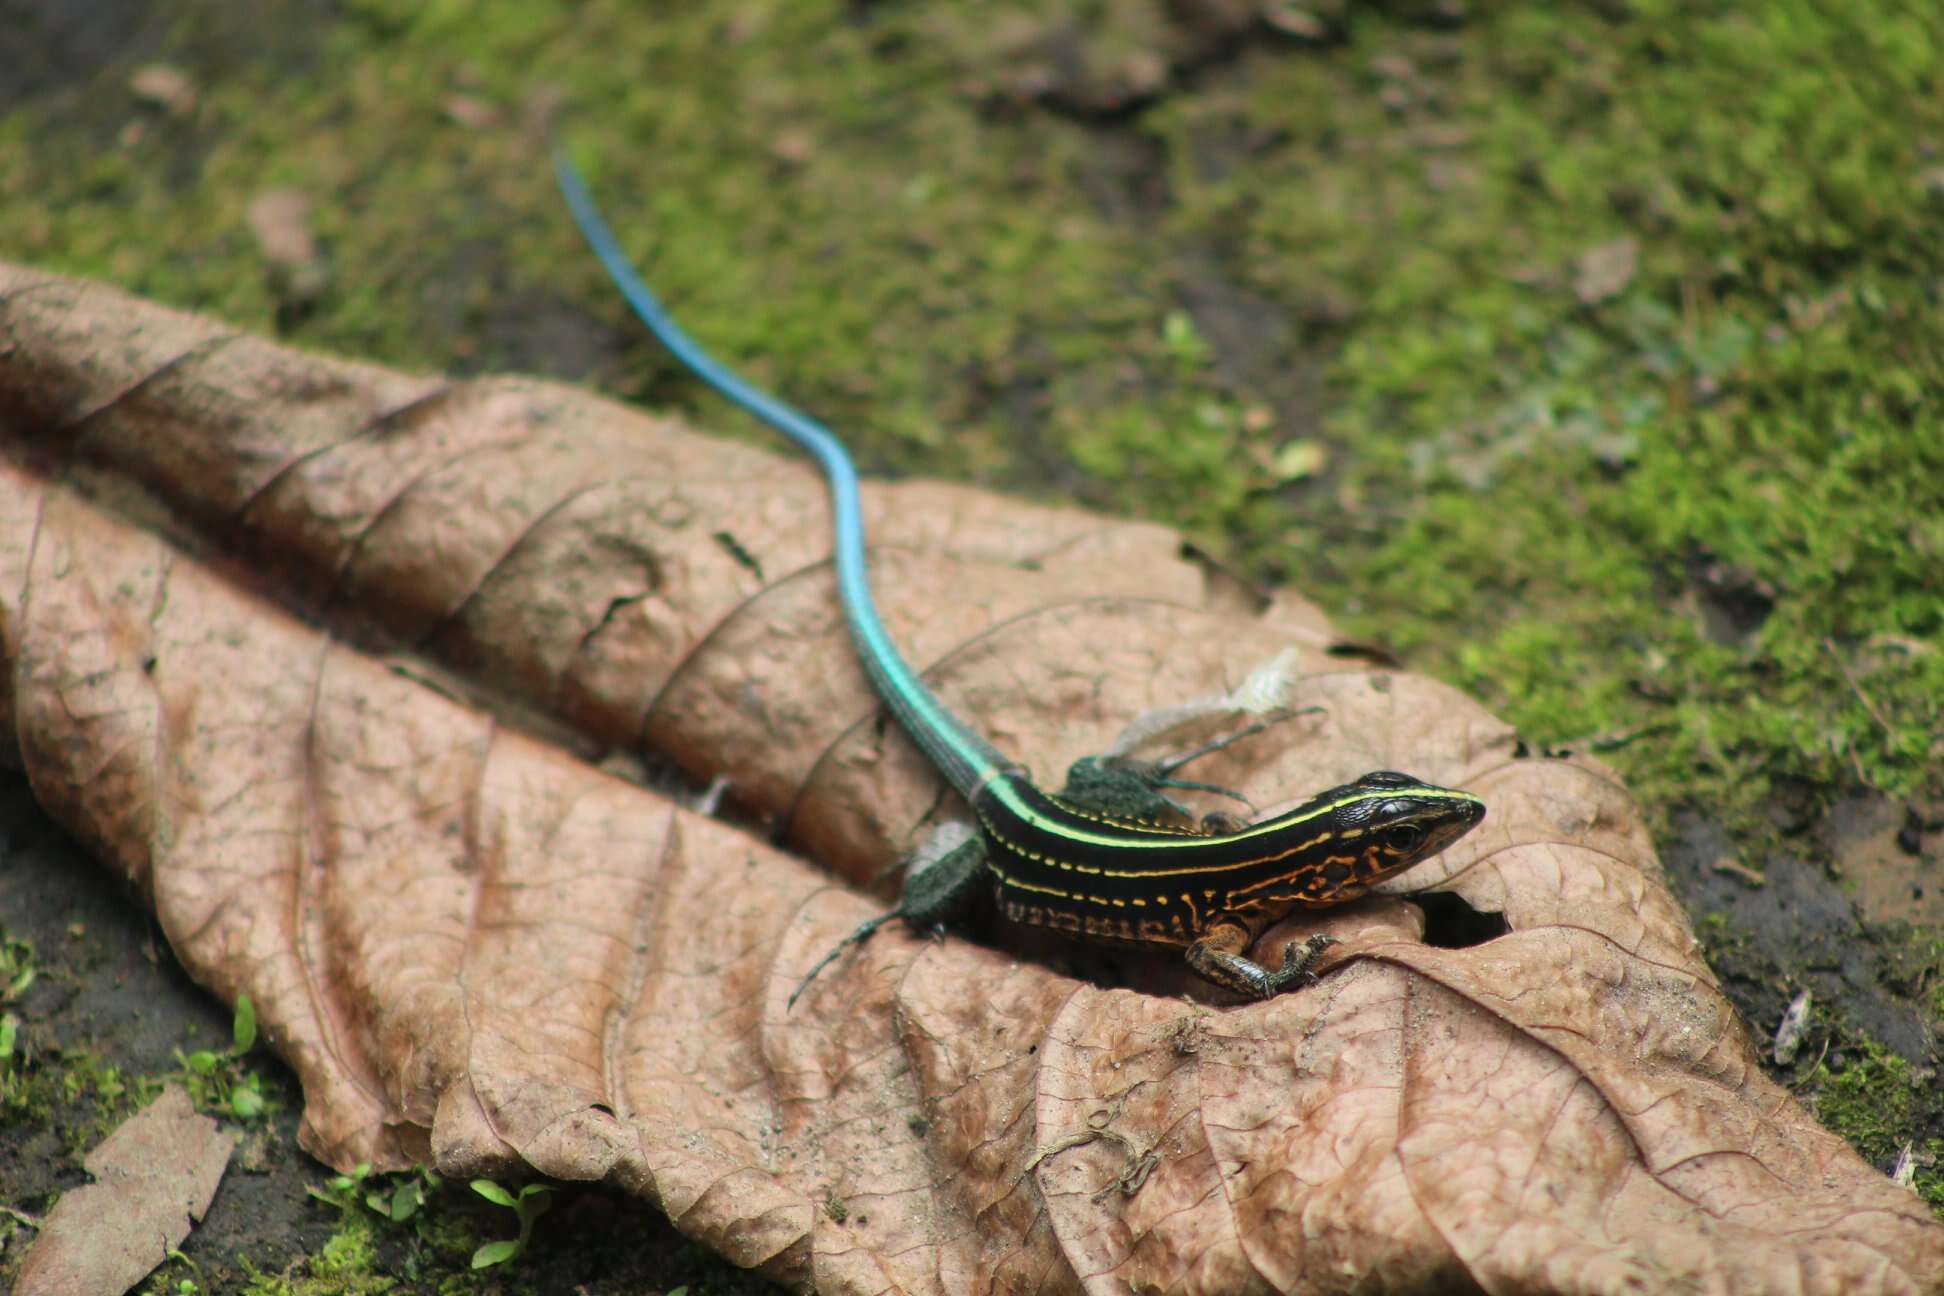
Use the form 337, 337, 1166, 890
469, 1179, 554, 1268
306, 1161, 440, 1221
1159, 309, 1212, 371
377, 1170, 433, 1222
165, 1246, 204, 1295
307, 1161, 374, 1214
0, 935, 35, 1004
174, 995, 265, 1119
1, 932, 35, 1097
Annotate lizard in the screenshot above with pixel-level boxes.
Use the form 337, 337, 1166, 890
553, 152, 1486, 1005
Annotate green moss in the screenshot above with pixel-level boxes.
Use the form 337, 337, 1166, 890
1812, 1045, 1913, 1151
312, 1224, 385, 1283
1808, 1041, 1939, 1210
238, 1213, 396, 1296
0, 1038, 162, 1167
1921, 1141, 1944, 1215
1147, 0, 1944, 835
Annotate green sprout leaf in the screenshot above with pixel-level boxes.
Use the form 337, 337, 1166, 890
468, 1178, 554, 1268
229, 1084, 264, 1120
470, 1178, 517, 1208
470, 1240, 519, 1269
231, 995, 257, 1053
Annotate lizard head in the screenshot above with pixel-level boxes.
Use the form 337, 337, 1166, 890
1238, 770, 1485, 906
1321, 770, 1485, 890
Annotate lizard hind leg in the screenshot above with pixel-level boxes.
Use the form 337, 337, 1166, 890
788, 911, 899, 1010
787, 823, 990, 1009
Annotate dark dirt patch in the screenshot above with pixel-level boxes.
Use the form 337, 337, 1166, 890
0, 0, 184, 115
1662, 802, 1934, 1066
1661, 795, 1941, 1073
1661, 794, 1942, 1187
0, 0, 338, 139
1173, 247, 1328, 472
1830, 793, 1944, 932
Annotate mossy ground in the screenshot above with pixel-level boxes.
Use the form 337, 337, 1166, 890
2, 0, 1941, 1287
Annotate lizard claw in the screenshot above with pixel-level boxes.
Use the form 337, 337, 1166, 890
1263, 933, 1337, 994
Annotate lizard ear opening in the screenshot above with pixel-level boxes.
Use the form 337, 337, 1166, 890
1414, 891, 1508, 950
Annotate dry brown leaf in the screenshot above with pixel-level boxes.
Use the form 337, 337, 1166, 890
0, 263, 1939, 1294
13, 1085, 235, 1296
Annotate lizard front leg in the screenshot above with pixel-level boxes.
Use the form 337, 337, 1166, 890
1186, 916, 1337, 999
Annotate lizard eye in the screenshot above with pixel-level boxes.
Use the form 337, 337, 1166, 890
1381, 823, 1424, 853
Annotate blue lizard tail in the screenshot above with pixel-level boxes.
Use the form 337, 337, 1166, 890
554, 151, 1013, 798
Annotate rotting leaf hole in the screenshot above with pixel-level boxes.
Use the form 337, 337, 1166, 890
595, 591, 649, 632
1322, 640, 1404, 669
1414, 891, 1508, 949
712, 529, 764, 581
